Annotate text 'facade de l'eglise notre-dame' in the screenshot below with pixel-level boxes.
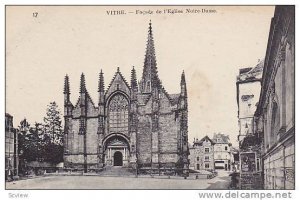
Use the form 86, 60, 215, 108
63, 22, 189, 175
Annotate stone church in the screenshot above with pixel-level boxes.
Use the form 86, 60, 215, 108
63, 22, 189, 175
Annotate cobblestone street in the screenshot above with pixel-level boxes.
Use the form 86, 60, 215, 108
6, 171, 231, 190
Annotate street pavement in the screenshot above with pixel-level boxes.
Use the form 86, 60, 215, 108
6, 170, 232, 189
206, 170, 232, 189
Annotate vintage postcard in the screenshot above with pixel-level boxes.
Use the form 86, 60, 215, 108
5, 5, 295, 191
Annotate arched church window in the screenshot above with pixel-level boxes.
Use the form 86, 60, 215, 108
108, 94, 129, 133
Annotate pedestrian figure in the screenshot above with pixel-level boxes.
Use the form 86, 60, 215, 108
9, 169, 14, 181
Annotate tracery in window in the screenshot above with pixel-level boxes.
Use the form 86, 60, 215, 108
108, 94, 129, 133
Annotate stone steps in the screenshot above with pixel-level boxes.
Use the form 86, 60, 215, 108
98, 166, 135, 177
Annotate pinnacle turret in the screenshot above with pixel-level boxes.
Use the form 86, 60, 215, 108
181, 70, 186, 85
63, 74, 73, 117
80, 73, 86, 93
131, 66, 137, 88
180, 70, 187, 97
98, 70, 105, 92
64, 74, 70, 95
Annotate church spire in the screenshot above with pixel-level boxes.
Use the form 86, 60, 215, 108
141, 20, 160, 93
80, 73, 86, 93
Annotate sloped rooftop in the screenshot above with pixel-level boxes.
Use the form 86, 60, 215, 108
237, 59, 264, 82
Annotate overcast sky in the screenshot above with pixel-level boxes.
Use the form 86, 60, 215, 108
6, 6, 275, 146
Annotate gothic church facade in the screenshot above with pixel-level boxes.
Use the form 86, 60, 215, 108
63, 22, 189, 175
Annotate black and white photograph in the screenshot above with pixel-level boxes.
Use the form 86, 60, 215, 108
4, 4, 295, 192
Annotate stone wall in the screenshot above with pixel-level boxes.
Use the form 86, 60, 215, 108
64, 92, 100, 169
263, 138, 294, 189
85, 118, 98, 154
159, 113, 178, 156
136, 94, 179, 166
256, 6, 295, 189
137, 115, 151, 164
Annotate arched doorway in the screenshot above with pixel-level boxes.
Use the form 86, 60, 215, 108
114, 151, 123, 166
103, 134, 130, 167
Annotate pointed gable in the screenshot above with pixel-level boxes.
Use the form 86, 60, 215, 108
200, 135, 215, 145
73, 92, 98, 118
85, 93, 98, 116
106, 68, 131, 99
71, 73, 98, 118
194, 135, 215, 146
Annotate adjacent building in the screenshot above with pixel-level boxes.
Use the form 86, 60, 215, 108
5, 113, 19, 180
189, 136, 215, 171
213, 133, 232, 170
63, 22, 189, 175
236, 61, 264, 189
236, 61, 263, 142
255, 6, 295, 189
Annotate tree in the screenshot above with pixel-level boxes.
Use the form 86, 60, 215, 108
18, 120, 44, 162
18, 102, 64, 170
43, 102, 63, 145
18, 119, 45, 175
43, 101, 64, 163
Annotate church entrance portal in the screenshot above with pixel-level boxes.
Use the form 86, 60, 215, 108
113, 151, 123, 166
103, 134, 130, 167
